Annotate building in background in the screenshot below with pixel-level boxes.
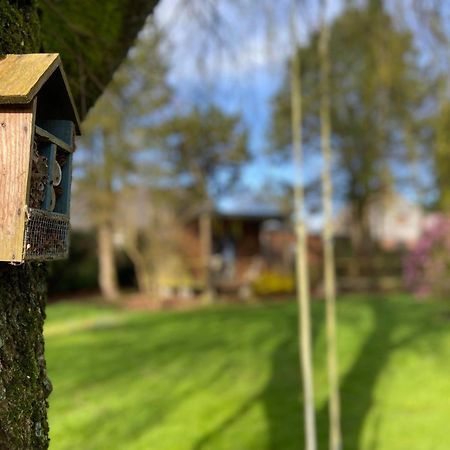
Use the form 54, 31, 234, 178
182, 206, 291, 294
335, 192, 424, 250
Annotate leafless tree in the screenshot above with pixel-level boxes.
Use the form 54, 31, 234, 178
318, 1, 342, 449
290, 1, 317, 449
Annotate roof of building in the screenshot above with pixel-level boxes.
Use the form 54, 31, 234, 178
216, 203, 286, 221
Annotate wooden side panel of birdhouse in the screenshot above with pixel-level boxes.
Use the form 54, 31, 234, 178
0, 102, 35, 262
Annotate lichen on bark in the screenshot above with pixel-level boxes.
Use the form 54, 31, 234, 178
0, 265, 51, 450
0, 0, 40, 54
0, 2, 50, 448
0, 0, 159, 447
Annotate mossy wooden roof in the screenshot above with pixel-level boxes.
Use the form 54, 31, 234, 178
0, 54, 80, 133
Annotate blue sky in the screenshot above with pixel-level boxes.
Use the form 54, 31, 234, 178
152, 0, 368, 231
76, 0, 438, 231
154, 0, 344, 203
153, 0, 438, 216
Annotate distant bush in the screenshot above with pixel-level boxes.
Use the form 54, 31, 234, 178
47, 231, 98, 296
404, 214, 450, 298
252, 270, 295, 296
47, 230, 137, 297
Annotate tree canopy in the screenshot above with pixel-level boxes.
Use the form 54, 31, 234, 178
271, 0, 426, 230
159, 106, 250, 204
0, 0, 160, 116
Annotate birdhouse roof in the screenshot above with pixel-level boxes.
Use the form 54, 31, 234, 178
0, 54, 81, 134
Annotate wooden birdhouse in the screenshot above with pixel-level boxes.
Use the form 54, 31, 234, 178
0, 54, 81, 263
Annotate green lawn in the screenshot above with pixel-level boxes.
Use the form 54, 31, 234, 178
45, 295, 450, 450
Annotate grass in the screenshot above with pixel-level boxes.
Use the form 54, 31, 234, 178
45, 294, 450, 450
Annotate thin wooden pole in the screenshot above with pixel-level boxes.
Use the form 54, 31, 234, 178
319, 2, 342, 449
290, 2, 317, 449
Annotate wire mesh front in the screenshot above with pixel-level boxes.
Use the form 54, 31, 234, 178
24, 208, 70, 261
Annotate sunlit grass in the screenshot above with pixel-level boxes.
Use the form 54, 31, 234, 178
46, 295, 450, 450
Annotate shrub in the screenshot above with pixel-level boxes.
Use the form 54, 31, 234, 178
47, 230, 137, 296
404, 214, 450, 298
252, 270, 295, 296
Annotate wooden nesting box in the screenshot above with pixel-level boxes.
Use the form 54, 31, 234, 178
0, 54, 81, 263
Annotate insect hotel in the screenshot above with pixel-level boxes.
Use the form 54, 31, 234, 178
0, 54, 80, 263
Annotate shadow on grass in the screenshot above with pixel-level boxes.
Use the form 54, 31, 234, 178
48, 298, 448, 450
262, 325, 303, 450
317, 296, 446, 450
48, 305, 293, 449
192, 296, 447, 450
192, 310, 308, 450
316, 298, 394, 450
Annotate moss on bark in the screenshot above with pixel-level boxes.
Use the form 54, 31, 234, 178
0, 265, 51, 450
40, 0, 160, 114
0, 0, 159, 447
0, 3, 50, 448
0, 0, 40, 54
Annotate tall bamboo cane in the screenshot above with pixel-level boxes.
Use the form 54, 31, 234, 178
290, 2, 317, 449
319, 2, 342, 449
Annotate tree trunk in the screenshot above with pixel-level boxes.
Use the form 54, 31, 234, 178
319, 2, 342, 448
134, 265, 154, 298
349, 201, 372, 277
0, 3, 51, 448
199, 210, 214, 303
1, 1, 160, 447
124, 240, 154, 298
98, 222, 120, 301
290, 2, 317, 449
0, 264, 51, 449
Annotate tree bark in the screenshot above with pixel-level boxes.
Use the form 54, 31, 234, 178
0, 0, 159, 447
0, 264, 51, 450
0, 2, 51, 448
290, 2, 317, 449
319, 2, 342, 448
97, 222, 120, 301
349, 201, 372, 277
199, 210, 214, 303
124, 238, 155, 298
